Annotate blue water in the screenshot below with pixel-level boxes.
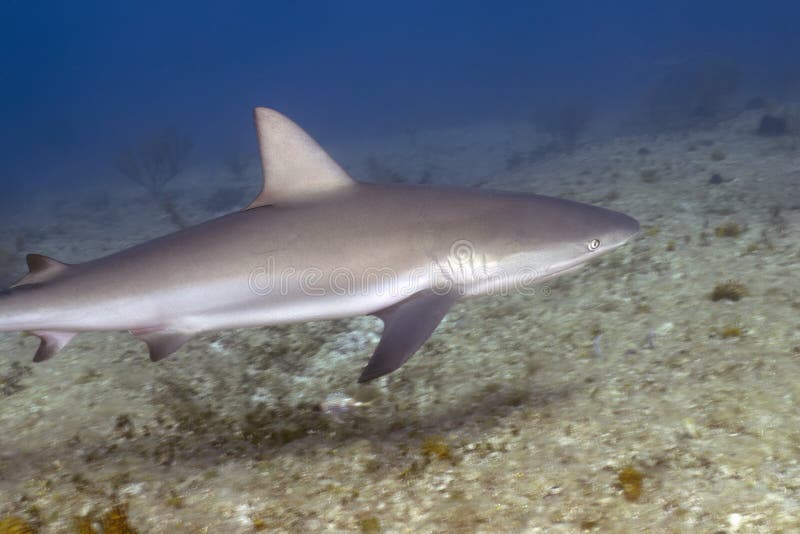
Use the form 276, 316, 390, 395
3, 2, 800, 531
1, 0, 798, 203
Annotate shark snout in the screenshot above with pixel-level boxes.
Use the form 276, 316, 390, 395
619, 213, 641, 242
594, 204, 640, 245
581, 207, 640, 253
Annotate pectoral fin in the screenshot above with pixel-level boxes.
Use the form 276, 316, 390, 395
359, 289, 459, 383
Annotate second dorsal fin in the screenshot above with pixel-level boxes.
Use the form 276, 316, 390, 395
12, 254, 70, 288
247, 107, 355, 208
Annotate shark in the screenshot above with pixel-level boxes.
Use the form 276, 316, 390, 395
0, 107, 639, 382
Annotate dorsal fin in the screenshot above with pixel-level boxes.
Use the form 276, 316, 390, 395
12, 254, 70, 288
247, 107, 355, 208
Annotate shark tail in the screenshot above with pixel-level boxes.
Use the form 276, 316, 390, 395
1, 254, 78, 361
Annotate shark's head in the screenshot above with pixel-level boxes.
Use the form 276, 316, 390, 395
460, 193, 639, 295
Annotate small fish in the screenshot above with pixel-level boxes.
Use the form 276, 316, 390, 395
319, 392, 368, 422
592, 334, 603, 358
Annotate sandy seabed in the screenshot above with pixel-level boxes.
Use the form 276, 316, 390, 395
1, 108, 799, 533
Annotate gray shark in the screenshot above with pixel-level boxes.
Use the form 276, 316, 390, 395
0, 108, 639, 382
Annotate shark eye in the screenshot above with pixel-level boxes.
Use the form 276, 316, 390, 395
588, 238, 601, 251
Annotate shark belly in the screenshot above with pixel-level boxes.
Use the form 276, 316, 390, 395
175, 269, 432, 332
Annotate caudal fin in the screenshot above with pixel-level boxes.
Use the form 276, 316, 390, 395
4, 254, 77, 361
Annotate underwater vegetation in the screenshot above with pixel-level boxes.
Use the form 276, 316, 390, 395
204, 186, 245, 213
114, 129, 193, 228
365, 155, 407, 184
533, 100, 594, 153
504, 100, 594, 170
0, 247, 21, 287
639, 168, 659, 183
709, 148, 726, 161
364, 155, 435, 185
714, 221, 743, 238
709, 280, 748, 302
617, 466, 644, 502
0, 503, 137, 534
643, 58, 740, 130
718, 325, 744, 338
420, 435, 453, 461
504, 150, 528, 171
356, 515, 381, 534
222, 152, 252, 180
756, 114, 789, 136
745, 96, 767, 110
0, 361, 32, 396
0, 516, 35, 534
73, 504, 138, 534
114, 129, 193, 199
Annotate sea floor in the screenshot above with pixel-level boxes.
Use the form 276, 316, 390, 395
1, 108, 799, 533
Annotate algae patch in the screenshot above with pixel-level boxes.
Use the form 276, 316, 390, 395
617, 466, 644, 502
709, 280, 748, 302
0, 516, 35, 534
